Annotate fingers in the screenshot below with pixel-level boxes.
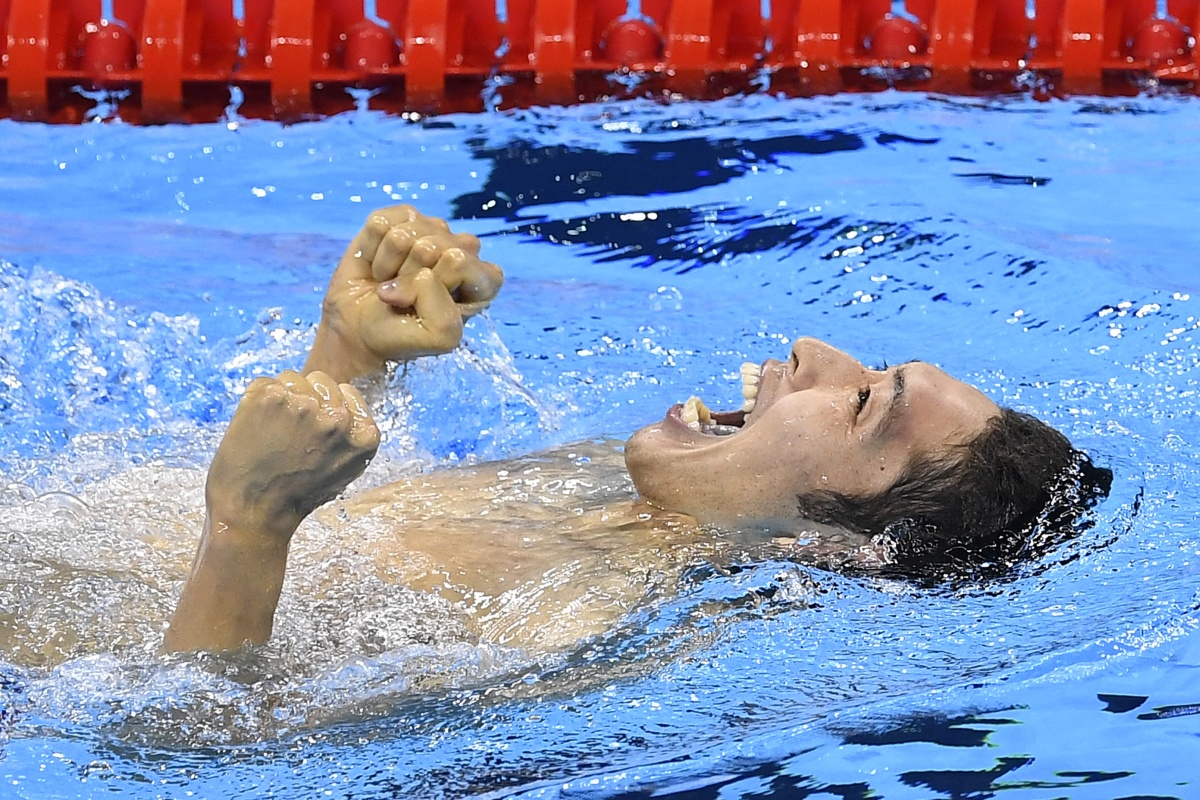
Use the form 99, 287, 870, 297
338, 383, 381, 451
299, 374, 380, 482
359, 205, 441, 279
373, 227, 453, 285
338, 381, 370, 418
367, 270, 465, 359
363, 207, 497, 307
354, 213, 393, 269
450, 231, 481, 256
264, 371, 379, 450
410, 270, 465, 351
348, 205, 417, 270
374, 204, 419, 226
372, 226, 417, 282
277, 369, 321, 401
243, 375, 282, 398
334, 206, 503, 365
376, 244, 503, 315
451, 257, 504, 310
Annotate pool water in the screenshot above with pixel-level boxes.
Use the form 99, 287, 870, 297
1, 93, 1200, 798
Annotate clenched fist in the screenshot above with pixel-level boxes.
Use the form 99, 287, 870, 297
205, 371, 380, 535
304, 205, 504, 382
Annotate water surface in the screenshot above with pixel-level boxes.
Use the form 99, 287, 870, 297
0, 93, 1198, 798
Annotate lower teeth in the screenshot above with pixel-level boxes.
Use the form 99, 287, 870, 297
704, 424, 739, 436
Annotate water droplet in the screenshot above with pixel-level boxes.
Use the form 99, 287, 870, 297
650, 286, 684, 312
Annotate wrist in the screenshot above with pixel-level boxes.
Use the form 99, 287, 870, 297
304, 320, 383, 383
205, 489, 305, 544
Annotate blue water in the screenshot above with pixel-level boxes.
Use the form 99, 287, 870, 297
1, 93, 1200, 798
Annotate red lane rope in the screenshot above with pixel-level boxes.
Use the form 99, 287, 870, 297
1, 0, 1197, 123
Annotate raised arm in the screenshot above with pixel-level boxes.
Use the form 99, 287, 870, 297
163, 371, 379, 652
164, 206, 502, 654
304, 205, 504, 383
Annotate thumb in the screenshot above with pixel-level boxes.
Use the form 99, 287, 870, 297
377, 277, 418, 310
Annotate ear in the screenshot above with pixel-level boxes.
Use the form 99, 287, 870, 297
786, 519, 874, 547
872, 517, 947, 567
769, 521, 879, 571
877, 516, 926, 544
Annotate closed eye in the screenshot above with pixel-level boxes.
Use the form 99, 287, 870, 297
855, 387, 871, 416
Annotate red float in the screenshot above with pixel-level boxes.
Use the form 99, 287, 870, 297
80, 19, 136, 84
1132, 17, 1190, 65
600, 17, 662, 67
343, 20, 400, 75
867, 15, 928, 62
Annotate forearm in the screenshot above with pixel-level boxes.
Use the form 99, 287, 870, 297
162, 513, 294, 653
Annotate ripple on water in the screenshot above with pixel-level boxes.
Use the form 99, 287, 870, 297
0, 95, 1198, 798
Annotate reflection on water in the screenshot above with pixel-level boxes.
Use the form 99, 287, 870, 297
0, 94, 1198, 797
452, 128, 927, 221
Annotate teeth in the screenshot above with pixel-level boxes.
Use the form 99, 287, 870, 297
680, 365, 762, 433
739, 362, 759, 415
682, 396, 712, 431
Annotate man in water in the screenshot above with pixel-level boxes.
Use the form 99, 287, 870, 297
163, 205, 1107, 654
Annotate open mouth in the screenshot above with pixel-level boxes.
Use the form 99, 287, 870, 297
677, 362, 761, 436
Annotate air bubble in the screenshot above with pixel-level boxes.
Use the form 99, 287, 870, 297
28, 490, 90, 521
650, 286, 684, 312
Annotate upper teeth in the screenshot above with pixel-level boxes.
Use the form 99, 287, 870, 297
680, 363, 760, 431
740, 362, 759, 413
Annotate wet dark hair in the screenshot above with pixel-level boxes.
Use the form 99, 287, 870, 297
796, 408, 1113, 582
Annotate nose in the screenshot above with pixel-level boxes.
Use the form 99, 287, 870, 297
787, 337, 879, 390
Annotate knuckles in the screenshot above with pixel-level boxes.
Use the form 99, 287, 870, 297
350, 205, 504, 355
452, 231, 481, 254
316, 406, 355, 440
438, 247, 470, 278
241, 375, 369, 446
482, 260, 504, 285
243, 378, 272, 399
365, 207, 499, 306
367, 204, 417, 228
371, 207, 482, 272
359, 419, 381, 446
408, 236, 442, 268
384, 226, 415, 250
364, 215, 393, 240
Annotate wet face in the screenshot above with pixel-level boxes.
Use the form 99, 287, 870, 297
623, 337, 1001, 527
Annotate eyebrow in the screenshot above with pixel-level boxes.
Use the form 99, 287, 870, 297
873, 363, 911, 440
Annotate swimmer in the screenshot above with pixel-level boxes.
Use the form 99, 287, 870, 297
162, 205, 1109, 654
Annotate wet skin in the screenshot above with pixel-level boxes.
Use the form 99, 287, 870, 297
624, 337, 1001, 527
163, 206, 1001, 654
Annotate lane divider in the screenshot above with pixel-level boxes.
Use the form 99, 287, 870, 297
1, 0, 1197, 122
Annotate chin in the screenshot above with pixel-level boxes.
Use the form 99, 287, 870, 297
623, 425, 734, 523
622, 423, 662, 499
622, 424, 696, 514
